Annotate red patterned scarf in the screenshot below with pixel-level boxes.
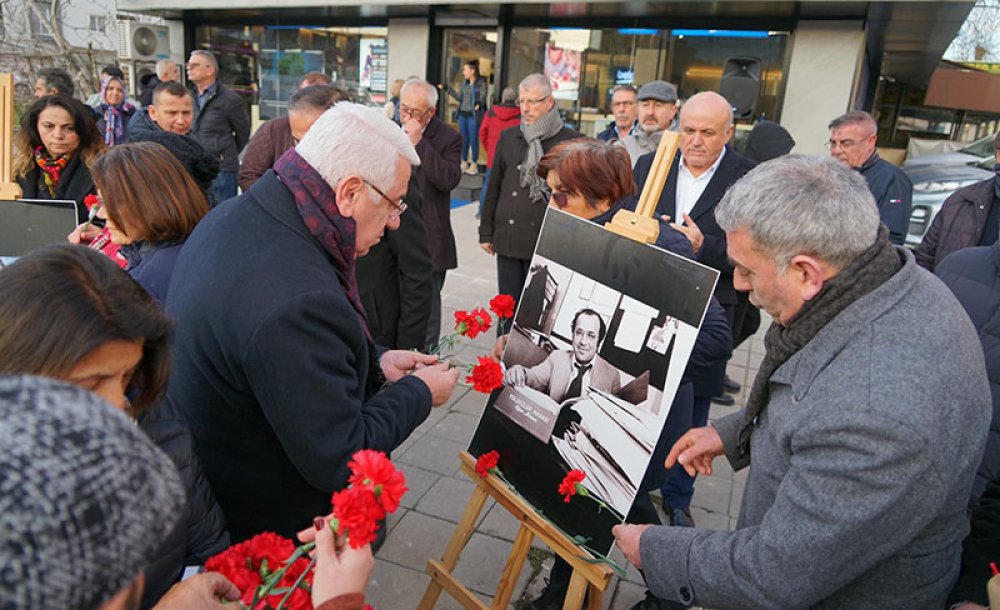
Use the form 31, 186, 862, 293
273, 148, 371, 340
33, 146, 72, 197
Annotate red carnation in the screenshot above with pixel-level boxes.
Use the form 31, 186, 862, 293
466, 357, 503, 394
455, 308, 492, 339
332, 486, 384, 549
347, 449, 408, 514
84, 193, 100, 211
558, 470, 587, 503
475, 450, 500, 478
489, 294, 516, 319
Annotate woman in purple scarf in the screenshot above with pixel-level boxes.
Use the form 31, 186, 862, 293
97, 75, 136, 146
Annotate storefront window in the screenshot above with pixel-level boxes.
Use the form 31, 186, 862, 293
508, 27, 788, 137
194, 25, 388, 122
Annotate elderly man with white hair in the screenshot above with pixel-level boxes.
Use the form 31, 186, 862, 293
398, 77, 463, 349
612, 155, 991, 610
166, 102, 460, 543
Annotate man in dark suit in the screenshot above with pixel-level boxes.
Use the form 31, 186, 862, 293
632, 91, 755, 537
357, 174, 435, 350
399, 78, 463, 349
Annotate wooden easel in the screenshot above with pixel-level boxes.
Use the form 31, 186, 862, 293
419, 134, 682, 610
0, 74, 23, 200
418, 452, 613, 610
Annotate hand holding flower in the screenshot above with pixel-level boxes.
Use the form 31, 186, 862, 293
380, 350, 440, 382
310, 517, 374, 608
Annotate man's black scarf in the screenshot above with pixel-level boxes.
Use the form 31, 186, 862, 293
737, 225, 903, 457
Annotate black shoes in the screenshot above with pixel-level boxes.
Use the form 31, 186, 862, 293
667, 506, 695, 528
723, 375, 741, 393
523, 557, 573, 610
710, 393, 735, 406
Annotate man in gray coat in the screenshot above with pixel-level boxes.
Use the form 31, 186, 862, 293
612, 155, 991, 610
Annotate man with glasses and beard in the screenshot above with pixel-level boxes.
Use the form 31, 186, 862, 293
479, 73, 582, 333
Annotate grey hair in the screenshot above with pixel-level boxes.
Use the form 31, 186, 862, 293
190, 50, 218, 75
612, 84, 638, 97
155, 59, 176, 79
715, 154, 879, 270
296, 102, 420, 199
519, 73, 552, 97
828, 110, 877, 135
401, 78, 438, 108
501, 87, 516, 103
289, 84, 348, 113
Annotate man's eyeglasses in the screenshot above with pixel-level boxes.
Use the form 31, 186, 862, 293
825, 137, 869, 151
519, 96, 552, 108
398, 105, 433, 120
363, 179, 408, 219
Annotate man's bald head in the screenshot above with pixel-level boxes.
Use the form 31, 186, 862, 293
679, 91, 735, 174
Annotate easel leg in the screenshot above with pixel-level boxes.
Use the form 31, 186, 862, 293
561, 569, 589, 610
490, 524, 534, 609
417, 485, 490, 610
586, 583, 603, 610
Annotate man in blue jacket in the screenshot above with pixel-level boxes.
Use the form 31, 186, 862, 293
166, 103, 459, 542
828, 110, 912, 245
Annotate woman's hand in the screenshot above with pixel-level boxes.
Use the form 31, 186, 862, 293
68, 222, 102, 245
310, 517, 374, 608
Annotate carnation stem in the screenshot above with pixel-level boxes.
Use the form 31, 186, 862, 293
273, 554, 318, 610
250, 541, 316, 607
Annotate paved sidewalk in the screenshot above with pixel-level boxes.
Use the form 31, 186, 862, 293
369, 203, 765, 609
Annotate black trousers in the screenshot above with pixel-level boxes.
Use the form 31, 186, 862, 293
496, 254, 531, 334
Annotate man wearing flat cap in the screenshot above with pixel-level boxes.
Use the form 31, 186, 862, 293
620, 80, 679, 166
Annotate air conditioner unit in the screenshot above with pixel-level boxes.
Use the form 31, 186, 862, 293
117, 22, 170, 61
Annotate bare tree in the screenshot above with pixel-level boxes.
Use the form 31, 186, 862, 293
947, 0, 1000, 62
0, 0, 116, 101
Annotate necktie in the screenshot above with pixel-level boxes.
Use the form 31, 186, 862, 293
565, 362, 593, 400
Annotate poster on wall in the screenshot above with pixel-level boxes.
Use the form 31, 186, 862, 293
359, 37, 388, 100
469, 209, 718, 553
544, 42, 582, 100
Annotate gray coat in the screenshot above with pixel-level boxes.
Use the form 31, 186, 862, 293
640, 250, 991, 609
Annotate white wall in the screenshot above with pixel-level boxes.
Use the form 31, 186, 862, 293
387, 18, 429, 84
781, 21, 866, 155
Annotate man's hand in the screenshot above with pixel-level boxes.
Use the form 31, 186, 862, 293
152, 573, 240, 610
662, 213, 704, 254
411, 362, 460, 406
480, 242, 494, 255
402, 117, 423, 146
612, 524, 652, 569
311, 517, 374, 608
490, 335, 508, 362
380, 350, 438, 382
665, 426, 725, 477
504, 364, 527, 386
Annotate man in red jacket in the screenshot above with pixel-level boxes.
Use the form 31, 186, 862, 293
478, 86, 521, 213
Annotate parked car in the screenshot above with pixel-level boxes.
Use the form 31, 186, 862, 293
903, 133, 998, 169
902, 163, 994, 247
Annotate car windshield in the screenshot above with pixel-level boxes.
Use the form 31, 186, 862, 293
959, 134, 998, 157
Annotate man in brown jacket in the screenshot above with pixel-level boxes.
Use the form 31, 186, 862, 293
237, 73, 340, 191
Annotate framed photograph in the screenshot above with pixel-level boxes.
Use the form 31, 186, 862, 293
470, 209, 718, 552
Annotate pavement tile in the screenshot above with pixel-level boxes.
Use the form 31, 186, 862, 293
452, 531, 535, 597
415, 475, 479, 523
476, 501, 523, 542
452, 387, 490, 418
399, 464, 441, 509
691, 475, 731, 515
367, 559, 434, 609
690, 506, 731, 531
379, 511, 457, 571
396, 435, 467, 476
610, 580, 648, 609
425, 411, 482, 445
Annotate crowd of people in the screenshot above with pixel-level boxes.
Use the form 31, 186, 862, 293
1, 56, 997, 610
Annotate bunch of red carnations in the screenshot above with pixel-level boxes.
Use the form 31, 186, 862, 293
435, 294, 515, 394
205, 449, 406, 610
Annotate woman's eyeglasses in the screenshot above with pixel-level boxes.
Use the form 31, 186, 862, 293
541, 187, 569, 208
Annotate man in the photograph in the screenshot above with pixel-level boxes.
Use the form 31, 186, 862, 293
597, 84, 638, 142
128, 81, 195, 138
505, 308, 622, 405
